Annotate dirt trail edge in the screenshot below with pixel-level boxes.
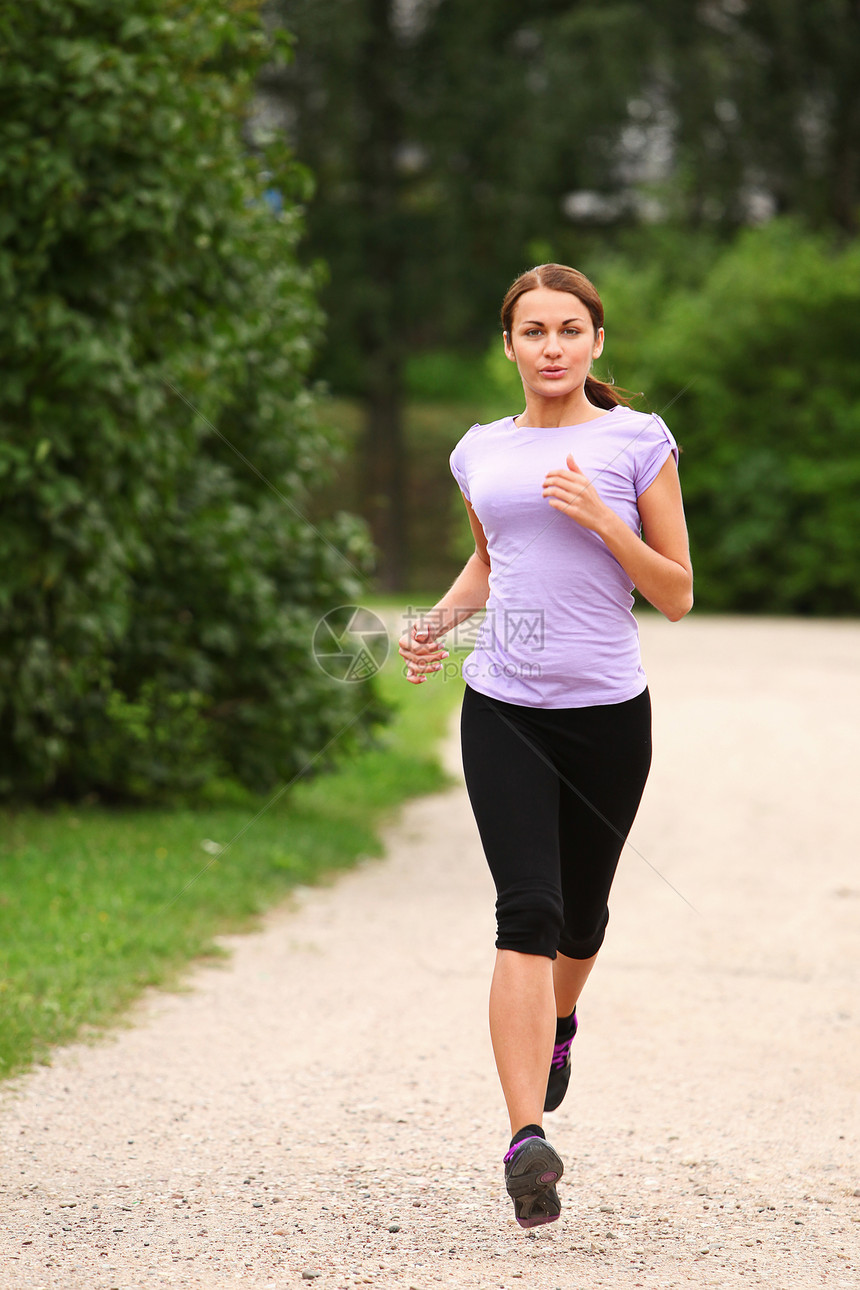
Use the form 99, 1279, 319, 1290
1, 616, 858, 1290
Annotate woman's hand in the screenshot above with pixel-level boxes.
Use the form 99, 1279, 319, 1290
398, 622, 449, 685
542, 453, 610, 532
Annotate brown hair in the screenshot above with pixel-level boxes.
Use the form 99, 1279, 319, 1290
501, 263, 638, 410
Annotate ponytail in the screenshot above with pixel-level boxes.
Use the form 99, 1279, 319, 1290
584, 373, 641, 410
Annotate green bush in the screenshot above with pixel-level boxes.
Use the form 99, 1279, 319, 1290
0, 0, 388, 800
599, 222, 860, 614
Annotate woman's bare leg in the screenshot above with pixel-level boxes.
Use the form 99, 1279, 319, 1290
489, 949, 556, 1135
489, 949, 600, 1135
552, 950, 598, 1018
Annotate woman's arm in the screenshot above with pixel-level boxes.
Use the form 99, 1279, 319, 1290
542, 452, 693, 622
398, 495, 491, 684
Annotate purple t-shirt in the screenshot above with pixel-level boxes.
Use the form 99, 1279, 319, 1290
448, 406, 679, 708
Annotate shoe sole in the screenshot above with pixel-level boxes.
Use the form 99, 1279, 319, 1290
505, 1139, 564, 1228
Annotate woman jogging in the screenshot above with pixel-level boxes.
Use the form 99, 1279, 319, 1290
398, 263, 693, 1229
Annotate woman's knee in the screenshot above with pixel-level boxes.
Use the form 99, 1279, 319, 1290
495, 881, 564, 958
557, 908, 609, 960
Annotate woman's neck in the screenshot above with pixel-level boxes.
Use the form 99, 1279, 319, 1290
514, 390, 608, 429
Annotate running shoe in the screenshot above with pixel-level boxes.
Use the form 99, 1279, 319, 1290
544, 1009, 578, 1113
503, 1135, 563, 1228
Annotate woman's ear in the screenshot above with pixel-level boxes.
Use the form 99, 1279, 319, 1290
503, 330, 517, 363
592, 326, 605, 361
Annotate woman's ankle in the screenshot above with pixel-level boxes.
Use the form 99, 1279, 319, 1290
509, 1123, 545, 1148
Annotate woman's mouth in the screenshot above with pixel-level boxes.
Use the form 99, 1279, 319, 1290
540, 367, 566, 378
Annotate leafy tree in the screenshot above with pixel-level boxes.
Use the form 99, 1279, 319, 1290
645, 0, 860, 231
0, 0, 386, 801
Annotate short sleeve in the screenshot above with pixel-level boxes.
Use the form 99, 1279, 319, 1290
634, 413, 680, 497
449, 429, 475, 502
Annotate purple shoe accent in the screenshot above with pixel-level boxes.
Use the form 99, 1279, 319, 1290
551, 1009, 578, 1068
545, 1010, 578, 1113
503, 1135, 544, 1165
518, 1211, 560, 1228
539, 1170, 559, 1184
550, 1037, 573, 1069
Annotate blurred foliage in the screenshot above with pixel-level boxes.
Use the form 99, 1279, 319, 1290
405, 348, 522, 416
617, 221, 860, 614
265, 0, 860, 392
262, 0, 646, 393
647, 0, 860, 232
0, 0, 388, 801
262, 0, 860, 594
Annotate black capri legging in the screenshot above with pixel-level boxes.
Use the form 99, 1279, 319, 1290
460, 683, 652, 960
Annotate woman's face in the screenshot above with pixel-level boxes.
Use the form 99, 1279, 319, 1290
504, 287, 604, 402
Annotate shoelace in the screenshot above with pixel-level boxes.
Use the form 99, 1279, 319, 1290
550, 1013, 578, 1069
550, 1037, 573, 1070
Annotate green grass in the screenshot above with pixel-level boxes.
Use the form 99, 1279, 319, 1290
0, 636, 467, 1081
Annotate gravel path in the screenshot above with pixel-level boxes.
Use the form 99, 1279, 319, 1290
1, 616, 858, 1290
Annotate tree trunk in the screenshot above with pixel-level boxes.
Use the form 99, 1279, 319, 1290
361, 358, 407, 592
356, 0, 408, 591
